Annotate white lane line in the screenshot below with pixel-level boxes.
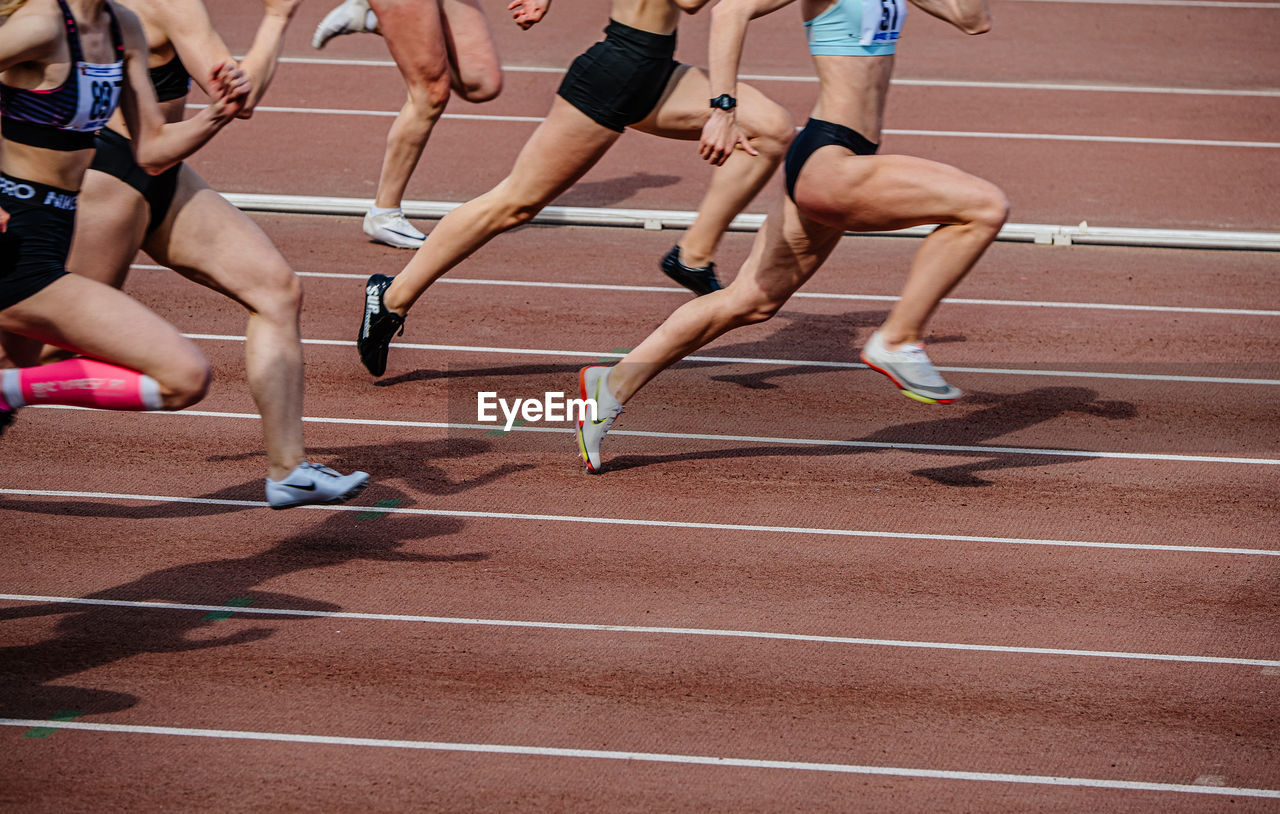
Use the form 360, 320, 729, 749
1005, 0, 1280, 7
204, 105, 1280, 148
277, 58, 1280, 97
3, 489, 1278, 557
1, 718, 1277, 797
131, 264, 1280, 317
2, 593, 1277, 665
182, 332, 1280, 388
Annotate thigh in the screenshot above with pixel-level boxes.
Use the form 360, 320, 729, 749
631, 66, 780, 141
731, 195, 844, 305
0, 273, 202, 376
371, 0, 462, 88
796, 151, 1003, 232
143, 165, 293, 308
494, 96, 622, 205
65, 170, 150, 289
438, 0, 500, 92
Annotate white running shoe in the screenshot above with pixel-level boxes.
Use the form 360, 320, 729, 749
312, 0, 375, 49
576, 366, 623, 474
859, 330, 962, 404
266, 462, 371, 509
363, 208, 426, 249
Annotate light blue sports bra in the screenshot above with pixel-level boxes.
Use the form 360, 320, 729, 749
805, 0, 907, 57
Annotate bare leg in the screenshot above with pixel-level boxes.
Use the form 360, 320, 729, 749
795, 149, 1008, 346
369, 0, 500, 209
383, 97, 620, 313
610, 196, 843, 403
0, 275, 209, 408
144, 167, 307, 482
632, 67, 794, 268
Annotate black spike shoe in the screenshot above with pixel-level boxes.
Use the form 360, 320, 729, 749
357, 273, 405, 377
660, 245, 723, 296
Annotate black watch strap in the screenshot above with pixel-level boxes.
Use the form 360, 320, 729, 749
709, 93, 737, 111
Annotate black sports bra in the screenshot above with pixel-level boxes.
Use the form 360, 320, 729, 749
149, 53, 190, 103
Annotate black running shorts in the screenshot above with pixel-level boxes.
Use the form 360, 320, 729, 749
557, 20, 679, 133
90, 126, 182, 234
0, 174, 75, 311
784, 118, 879, 201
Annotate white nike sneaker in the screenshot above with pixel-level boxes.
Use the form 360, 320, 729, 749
576, 366, 623, 474
312, 0, 375, 49
362, 208, 426, 249
859, 330, 962, 404
266, 462, 371, 509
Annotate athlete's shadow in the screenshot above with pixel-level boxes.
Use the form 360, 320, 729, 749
0, 437, 534, 521
0, 508, 476, 719
605, 386, 1136, 486
704, 310, 964, 390
555, 171, 681, 208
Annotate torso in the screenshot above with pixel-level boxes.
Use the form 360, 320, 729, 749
0, 0, 126, 190
608, 0, 683, 36
801, 0, 898, 142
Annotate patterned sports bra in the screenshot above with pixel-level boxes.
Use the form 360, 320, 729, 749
805, 0, 907, 57
1, 0, 126, 150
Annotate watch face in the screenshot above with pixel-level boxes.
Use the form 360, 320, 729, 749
711, 94, 736, 110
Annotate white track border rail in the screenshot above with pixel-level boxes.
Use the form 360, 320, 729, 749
221, 193, 1280, 251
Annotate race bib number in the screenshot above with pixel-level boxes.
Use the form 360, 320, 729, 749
69, 62, 123, 132
865, 0, 907, 46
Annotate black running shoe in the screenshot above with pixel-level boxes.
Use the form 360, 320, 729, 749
660, 244, 723, 296
0, 407, 13, 438
357, 273, 405, 377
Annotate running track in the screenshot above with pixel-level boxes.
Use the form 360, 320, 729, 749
1, 1, 1277, 810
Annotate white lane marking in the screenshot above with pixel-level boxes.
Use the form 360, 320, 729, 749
1005, 0, 1280, 7
199, 105, 1280, 148
0, 718, 1277, 796
130, 264, 1280, 317
26, 402, 1280, 466
3, 489, 1278, 557
1, 593, 1277, 665
182, 332, 1280, 388
276, 57, 1280, 97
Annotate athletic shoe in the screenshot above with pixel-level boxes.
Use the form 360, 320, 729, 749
357, 273, 405, 377
265, 462, 370, 509
859, 330, 962, 404
576, 366, 623, 474
660, 245, 723, 296
363, 208, 425, 249
311, 0, 374, 49
0, 406, 14, 438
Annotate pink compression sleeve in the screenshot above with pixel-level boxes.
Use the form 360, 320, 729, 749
1, 358, 162, 411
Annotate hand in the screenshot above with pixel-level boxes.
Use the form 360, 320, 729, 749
508, 0, 549, 29
699, 109, 757, 166
263, 0, 303, 19
206, 62, 251, 122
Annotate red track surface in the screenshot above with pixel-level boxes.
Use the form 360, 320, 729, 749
2, 0, 1278, 811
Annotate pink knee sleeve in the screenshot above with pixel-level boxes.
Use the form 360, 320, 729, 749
1, 358, 162, 411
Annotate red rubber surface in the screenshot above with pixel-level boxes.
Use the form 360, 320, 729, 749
2, 1, 1278, 811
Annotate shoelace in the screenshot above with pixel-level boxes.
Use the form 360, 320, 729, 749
298, 462, 341, 478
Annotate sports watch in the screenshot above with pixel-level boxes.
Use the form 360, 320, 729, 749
709, 93, 737, 111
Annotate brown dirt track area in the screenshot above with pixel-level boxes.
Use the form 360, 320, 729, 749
1, 0, 1278, 811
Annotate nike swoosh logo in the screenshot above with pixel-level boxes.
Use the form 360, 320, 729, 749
589, 376, 611, 425
282, 481, 317, 491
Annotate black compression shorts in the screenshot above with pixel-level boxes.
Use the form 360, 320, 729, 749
0, 174, 76, 310
90, 126, 182, 234
784, 118, 879, 201
557, 20, 678, 133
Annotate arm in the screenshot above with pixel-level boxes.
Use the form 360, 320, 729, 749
699, 0, 796, 165
507, 0, 550, 30
151, 0, 299, 116
114, 8, 249, 174
0, 4, 63, 75
907, 0, 991, 34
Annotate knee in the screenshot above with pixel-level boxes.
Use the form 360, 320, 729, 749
235, 259, 304, 324
745, 102, 796, 161
970, 183, 1010, 235
725, 288, 785, 327
158, 355, 211, 410
457, 70, 502, 103
406, 77, 452, 118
